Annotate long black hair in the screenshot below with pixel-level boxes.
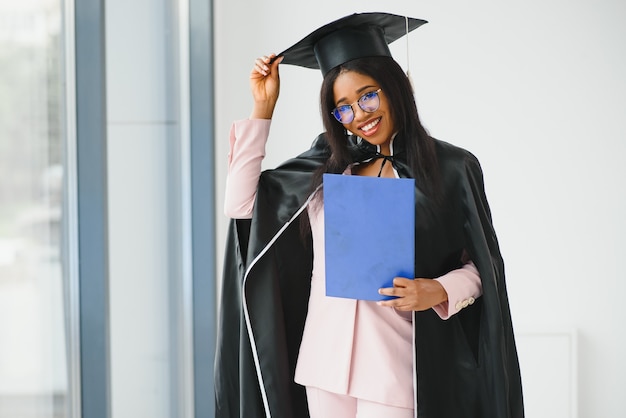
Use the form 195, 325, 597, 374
311, 56, 440, 198
300, 56, 441, 238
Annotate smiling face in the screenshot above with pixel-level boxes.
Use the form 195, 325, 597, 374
332, 70, 396, 154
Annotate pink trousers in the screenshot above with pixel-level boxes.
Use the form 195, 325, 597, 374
306, 387, 414, 418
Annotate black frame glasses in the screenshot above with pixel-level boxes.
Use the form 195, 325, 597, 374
331, 88, 382, 124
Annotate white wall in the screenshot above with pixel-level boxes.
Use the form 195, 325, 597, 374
214, 1, 626, 417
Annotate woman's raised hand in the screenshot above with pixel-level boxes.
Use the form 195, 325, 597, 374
249, 53, 283, 119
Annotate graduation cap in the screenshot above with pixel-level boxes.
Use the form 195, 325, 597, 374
277, 12, 427, 76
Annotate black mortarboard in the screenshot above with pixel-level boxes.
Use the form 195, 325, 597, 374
278, 12, 427, 76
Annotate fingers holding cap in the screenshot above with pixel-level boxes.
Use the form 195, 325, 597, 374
253, 53, 283, 76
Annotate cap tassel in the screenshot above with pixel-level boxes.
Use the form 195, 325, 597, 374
405, 16, 415, 90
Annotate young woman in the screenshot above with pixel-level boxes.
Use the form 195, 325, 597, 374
215, 12, 523, 418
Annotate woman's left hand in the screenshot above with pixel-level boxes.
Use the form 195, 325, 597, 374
377, 278, 448, 311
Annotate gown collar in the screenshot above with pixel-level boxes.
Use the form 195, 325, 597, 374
348, 133, 407, 177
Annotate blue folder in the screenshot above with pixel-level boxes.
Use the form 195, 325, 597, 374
323, 173, 415, 301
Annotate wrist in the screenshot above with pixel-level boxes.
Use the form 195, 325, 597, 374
250, 100, 277, 119
433, 279, 448, 304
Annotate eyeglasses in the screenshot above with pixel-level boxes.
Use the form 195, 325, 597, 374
331, 88, 382, 124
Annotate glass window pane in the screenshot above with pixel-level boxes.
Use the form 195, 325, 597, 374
0, 0, 69, 417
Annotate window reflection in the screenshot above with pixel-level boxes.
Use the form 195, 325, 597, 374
0, 0, 68, 417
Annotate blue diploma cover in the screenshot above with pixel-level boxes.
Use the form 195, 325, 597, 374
323, 173, 415, 301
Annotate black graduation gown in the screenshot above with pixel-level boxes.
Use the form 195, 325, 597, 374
214, 133, 524, 418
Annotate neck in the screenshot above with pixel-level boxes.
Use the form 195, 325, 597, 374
380, 132, 398, 156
